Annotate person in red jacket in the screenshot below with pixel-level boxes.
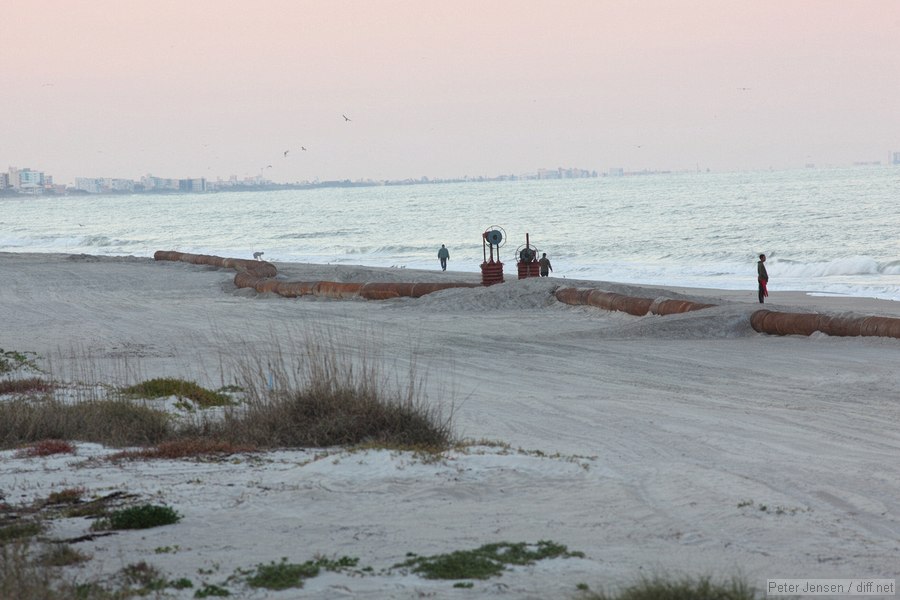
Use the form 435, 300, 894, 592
757, 253, 769, 303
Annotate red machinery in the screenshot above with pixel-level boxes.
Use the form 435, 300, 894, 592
515, 233, 541, 279
480, 226, 505, 285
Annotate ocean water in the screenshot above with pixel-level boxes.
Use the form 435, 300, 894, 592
3, 166, 900, 300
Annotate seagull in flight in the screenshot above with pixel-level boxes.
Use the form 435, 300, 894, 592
342, 114, 352, 122
301, 146, 307, 151
283, 150, 289, 157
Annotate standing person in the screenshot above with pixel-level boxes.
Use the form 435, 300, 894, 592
437, 244, 450, 271
539, 252, 553, 277
757, 253, 769, 303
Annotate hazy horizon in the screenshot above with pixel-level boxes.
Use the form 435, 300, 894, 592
4, 0, 900, 184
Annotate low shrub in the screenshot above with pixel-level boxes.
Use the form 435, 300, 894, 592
94, 504, 181, 531
220, 381, 452, 450
109, 438, 258, 460
121, 378, 233, 408
0, 377, 53, 395
15, 439, 76, 458
246, 558, 320, 590
45, 487, 87, 505
243, 556, 360, 591
397, 540, 583, 580
39, 544, 90, 567
120, 561, 167, 592
195, 583, 231, 597
0, 520, 44, 543
0, 398, 171, 449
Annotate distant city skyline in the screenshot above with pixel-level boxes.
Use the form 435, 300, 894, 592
5, 153, 900, 196
4, 1, 900, 184
1, 163, 625, 196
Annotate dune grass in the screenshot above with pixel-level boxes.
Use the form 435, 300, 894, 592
0, 338, 454, 598
0, 397, 172, 449
0, 537, 108, 600
578, 575, 761, 600
0, 334, 455, 455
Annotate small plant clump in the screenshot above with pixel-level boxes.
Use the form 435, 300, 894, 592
110, 438, 258, 461
246, 558, 319, 590
93, 504, 182, 531
120, 561, 168, 593
121, 377, 234, 408
0, 349, 40, 373
39, 544, 91, 567
15, 438, 76, 458
45, 487, 87, 505
0, 377, 53, 395
397, 540, 584, 581
244, 556, 361, 590
170, 577, 193, 589
195, 583, 231, 597
0, 520, 44, 543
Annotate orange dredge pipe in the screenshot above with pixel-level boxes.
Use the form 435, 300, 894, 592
154, 250, 478, 300
155, 252, 900, 339
750, 310, 900, 338
153, 250, 277, 278
556, 286, 900, 338
554, 287, 715, 316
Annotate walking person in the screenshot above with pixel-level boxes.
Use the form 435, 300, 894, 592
437, 244, 450, 271
539, 252, 553, 277
757, 253, 769, 303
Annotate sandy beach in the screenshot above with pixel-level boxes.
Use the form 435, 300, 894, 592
2, 252, 899, 598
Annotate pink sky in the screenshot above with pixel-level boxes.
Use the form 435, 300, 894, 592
4, 0, 900, 183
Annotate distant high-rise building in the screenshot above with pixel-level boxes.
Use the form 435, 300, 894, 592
75, 177, 103, 193
892, 151, 900, 165
14, 168, 45, 193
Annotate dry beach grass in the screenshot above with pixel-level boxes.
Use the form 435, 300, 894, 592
2, 252, 900, 598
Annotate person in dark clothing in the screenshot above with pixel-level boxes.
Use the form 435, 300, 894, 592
757, 253, 769, 303
437, 244, 449, 271
539, 253, 553, 277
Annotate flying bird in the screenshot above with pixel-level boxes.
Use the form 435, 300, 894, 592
301, 146, 307, 151
283, 150, 289, 157
342, 114, 352, 122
